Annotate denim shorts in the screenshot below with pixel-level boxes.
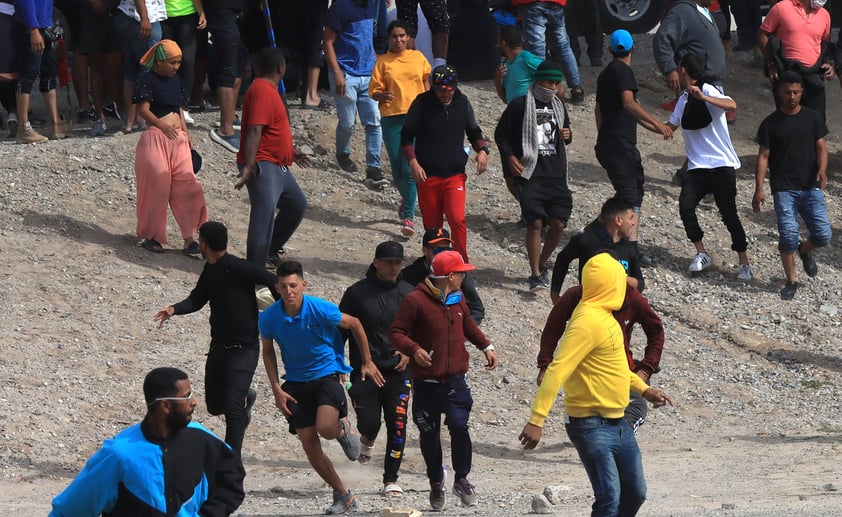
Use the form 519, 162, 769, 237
772, 189, 832, 253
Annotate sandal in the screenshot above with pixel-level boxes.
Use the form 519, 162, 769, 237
182, 241, 200, 257
382, 483, 403, 497
358, 440, 374, 465
141, 239, 164, 253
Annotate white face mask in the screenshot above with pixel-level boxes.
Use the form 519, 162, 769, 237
811, 0, 827, 9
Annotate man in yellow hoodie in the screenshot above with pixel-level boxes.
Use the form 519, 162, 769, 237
519, 252, 673, 516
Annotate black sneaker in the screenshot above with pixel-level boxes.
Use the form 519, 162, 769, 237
103, 101, 122, 121
797, 242, 818, 278
267, 248, 285, 270
364, 166, 388, 191
529, 275, 548, 292
245, 388, 257, 427
780, 281, 798, 300
76, 107, 95, 123
539, 267, 549, 286
336, 153, 358, 173
570, 87, 585, 105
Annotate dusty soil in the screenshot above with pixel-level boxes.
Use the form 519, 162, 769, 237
2, 36, 842, 516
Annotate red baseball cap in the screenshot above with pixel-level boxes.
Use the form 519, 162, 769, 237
430, 250, 475, 277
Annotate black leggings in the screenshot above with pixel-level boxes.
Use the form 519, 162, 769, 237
205, 342, 259, 451
349, 370, 412, 484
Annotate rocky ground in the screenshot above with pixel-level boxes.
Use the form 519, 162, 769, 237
2, 36, 842, 516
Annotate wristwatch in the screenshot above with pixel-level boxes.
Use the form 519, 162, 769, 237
479, 146, 491, 155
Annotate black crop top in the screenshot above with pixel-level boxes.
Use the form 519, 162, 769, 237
133, 70, 184, 118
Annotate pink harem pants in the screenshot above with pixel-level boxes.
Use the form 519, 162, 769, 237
135, 127, 208, 245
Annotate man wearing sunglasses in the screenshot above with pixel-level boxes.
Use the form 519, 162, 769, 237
50, 367, 245, 516
400, 226, 485, 324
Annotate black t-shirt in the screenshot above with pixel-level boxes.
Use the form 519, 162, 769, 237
133, 71, 184, 119
596, 60, 639, 144
756, 107, 828, 192
531, 101, 569, 182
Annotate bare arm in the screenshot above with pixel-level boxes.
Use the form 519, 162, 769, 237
622, 90, 672, 139
752, 145, 770, 212
323, 27, 345, 97
235, 124, 263, 190
816, 137, 828, 189
262, 337, 296, 418
338, 313, 385, 387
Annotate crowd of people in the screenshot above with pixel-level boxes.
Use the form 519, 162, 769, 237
38, 0, 838, 515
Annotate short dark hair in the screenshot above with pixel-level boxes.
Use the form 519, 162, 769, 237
779, 70, 803, 86
256, 47, 286, 77
143, 367, 188, 405
499, 25, 522, 48
679, 53, 705, 81
199, 221, 227, 252
600, 196, 635, 220
276, 260, 304, 279
386, 19, 410, 37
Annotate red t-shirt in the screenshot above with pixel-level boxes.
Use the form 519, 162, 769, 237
237, 79, 294, 166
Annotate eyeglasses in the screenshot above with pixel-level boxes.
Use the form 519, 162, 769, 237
148, 391, 195, 406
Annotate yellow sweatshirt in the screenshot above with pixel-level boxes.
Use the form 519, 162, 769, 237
369, 49, 431, 117
529, 253, 650, 427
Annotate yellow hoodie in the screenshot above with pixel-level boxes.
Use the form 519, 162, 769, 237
529, 253, 650, 427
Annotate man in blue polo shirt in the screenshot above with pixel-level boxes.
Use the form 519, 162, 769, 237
260, 260, 385, 515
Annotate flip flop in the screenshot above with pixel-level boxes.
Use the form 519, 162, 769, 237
141, 239, 164, 253
382, 483, 403, 497
358, 440, 374, 465
300, 98, 332, 111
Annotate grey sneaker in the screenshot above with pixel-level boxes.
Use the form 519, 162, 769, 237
453, 477, 478, 507
337, 418, 361, 461
430, 465, 447, 511
210, 128, 240, 153
326, 489, 357, 515
737, 264, 752, 281
688, 252, 711, 272
5, 112, 18, 138
244, 388, 257, 427
336, 153, 358, 173
90, 119, 107, 137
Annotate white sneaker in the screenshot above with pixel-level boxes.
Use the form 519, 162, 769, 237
688, 252, 711, 272
737, 264, 753, 281
183, 110, 194, 125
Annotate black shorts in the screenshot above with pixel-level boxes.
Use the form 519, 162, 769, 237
397, 0, 450, 37
595, 138, 645, 209
517, 179, 573, 224
0, 15, 15, 74
78, 6, 121, 54
281, 374, 348, 434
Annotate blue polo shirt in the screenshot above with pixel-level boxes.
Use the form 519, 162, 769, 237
258, 295, 351, 382
325, 0, 376, 76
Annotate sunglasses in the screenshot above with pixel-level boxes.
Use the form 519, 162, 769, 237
148, 391, 195, 406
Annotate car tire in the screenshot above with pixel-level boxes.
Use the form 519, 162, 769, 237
599, 0, 667, 34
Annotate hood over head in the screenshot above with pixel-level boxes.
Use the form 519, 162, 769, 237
581, 252, 627, 312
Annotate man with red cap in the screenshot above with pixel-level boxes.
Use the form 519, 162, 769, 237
388, 250, 497, 512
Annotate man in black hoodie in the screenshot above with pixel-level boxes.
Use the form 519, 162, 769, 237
339, 241, 415, 497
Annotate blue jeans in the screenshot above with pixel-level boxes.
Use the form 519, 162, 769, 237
412, 374, 473, 482
773, 189, 832, 253
518, 2, 581, 89
329, 71, 382, 169
114, 12, 161, 82
565, 416, 646, 517
382, 114, 417, 220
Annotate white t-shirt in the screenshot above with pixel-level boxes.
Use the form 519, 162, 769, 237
669, 82, 740, 171
118, 0, 168, 23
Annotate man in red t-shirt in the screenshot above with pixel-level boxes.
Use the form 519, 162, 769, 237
235, 48, 312, 268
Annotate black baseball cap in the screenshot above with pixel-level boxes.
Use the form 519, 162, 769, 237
375, 241, 405, 260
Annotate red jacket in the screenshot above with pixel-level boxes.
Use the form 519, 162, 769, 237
388, 281, 490, 382
512, 0, 567, 8
538, 285, 664, 377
